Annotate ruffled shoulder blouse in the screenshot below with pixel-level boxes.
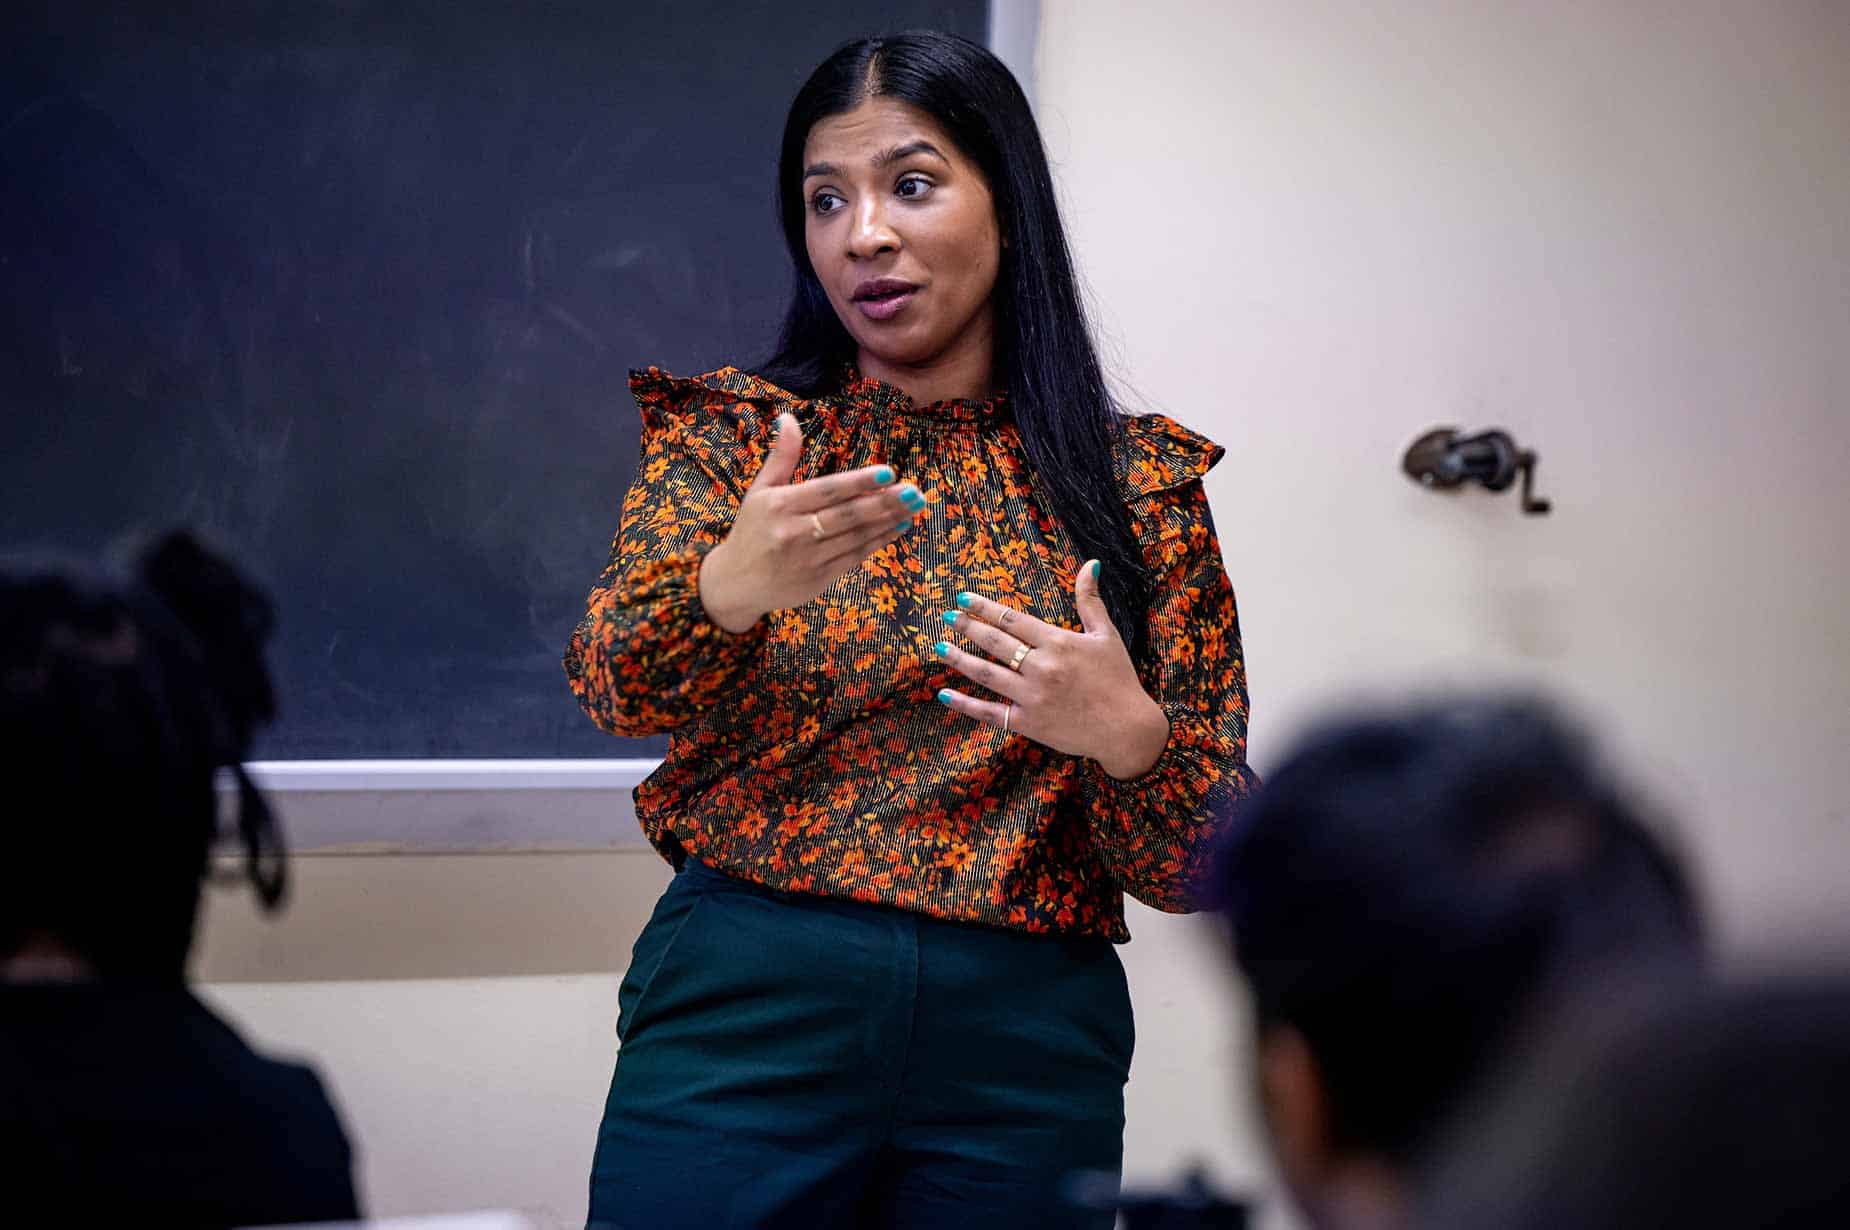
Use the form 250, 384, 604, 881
565, 365, 1254, 941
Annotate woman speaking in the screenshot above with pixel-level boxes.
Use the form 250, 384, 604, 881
565, 29, 1255, 1229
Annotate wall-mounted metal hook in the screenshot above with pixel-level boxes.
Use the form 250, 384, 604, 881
1402, 427, 1551, 514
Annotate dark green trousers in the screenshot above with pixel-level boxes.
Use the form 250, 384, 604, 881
588, 859, 1134, 1229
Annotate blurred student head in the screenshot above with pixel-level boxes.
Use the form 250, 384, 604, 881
1427, 976, 1850, 1229
1209, 696, 1702, 1230
0, 530, 284, 982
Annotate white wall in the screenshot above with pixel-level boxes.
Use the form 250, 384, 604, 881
1037, 0, 1850, 945
198, 853, 668, 1228
200, 4, 1850, 1226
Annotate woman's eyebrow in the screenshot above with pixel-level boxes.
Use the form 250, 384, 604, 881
873, 140, 947, 168
802, 140, 948, 182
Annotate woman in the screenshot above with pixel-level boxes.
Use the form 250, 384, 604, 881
0, 532, 359, 1227
565, 30, 1254, 1229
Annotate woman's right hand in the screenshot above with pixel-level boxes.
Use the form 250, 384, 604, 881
698, 412, 925, 633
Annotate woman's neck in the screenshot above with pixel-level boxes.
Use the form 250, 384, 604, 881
857, 331, 996, 406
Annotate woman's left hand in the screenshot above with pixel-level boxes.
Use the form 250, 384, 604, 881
935, 560, 1170, 781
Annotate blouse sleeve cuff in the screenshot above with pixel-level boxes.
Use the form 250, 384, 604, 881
1085, 700, 1223, 808
615, 545, 769, 675
660, 543, 765, 632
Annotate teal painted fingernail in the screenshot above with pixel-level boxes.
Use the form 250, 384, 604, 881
956, 591, 976, 609
941, 611, 959, 626
934, 640, 952, 657
897, 521, 915, 534
1090, 560, 1101, 579
937, 689, 953, 705
899, 486, 926, 511
873, 465, 895, 485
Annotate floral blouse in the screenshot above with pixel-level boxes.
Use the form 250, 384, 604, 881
565, 366, 1255, 941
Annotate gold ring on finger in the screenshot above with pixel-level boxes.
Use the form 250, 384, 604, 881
1003, 702, 1013, 735
1007, 644, 1033, 672
809, 512, 827, 541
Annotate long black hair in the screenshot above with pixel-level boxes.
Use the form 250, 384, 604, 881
0, 531, 284, 980
762, 31, 1151, 653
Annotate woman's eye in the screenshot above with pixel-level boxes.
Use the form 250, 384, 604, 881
812, 191, 844, 215
895, 176, 932, 200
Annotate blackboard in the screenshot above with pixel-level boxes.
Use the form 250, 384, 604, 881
0, 0, 990, 759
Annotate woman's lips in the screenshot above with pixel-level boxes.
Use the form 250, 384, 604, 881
851, 279, 921, 322
854, 288, 917, 321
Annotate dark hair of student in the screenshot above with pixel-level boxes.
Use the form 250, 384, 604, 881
1208, 696, 1703, 1166
762, 31, 1151, 654
0, 531, 284, 980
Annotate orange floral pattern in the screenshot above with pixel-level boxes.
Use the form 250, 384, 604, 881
565, 366, 1255, 941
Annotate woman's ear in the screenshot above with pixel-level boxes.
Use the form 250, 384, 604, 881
1258, 1024, 1338, 1200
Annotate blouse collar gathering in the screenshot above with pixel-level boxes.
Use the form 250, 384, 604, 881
835, 365, 1009, 425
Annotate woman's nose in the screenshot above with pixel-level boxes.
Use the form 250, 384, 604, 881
847, 197, 900, 259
